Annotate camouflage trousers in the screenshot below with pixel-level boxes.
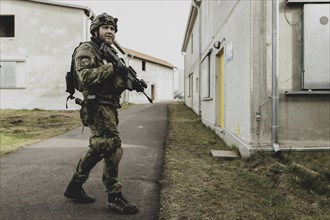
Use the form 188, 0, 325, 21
72, 104, 123, 193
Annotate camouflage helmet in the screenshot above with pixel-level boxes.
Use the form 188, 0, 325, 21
90, 13, 118, 35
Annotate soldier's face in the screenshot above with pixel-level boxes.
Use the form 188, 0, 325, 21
98, 24, 116, 46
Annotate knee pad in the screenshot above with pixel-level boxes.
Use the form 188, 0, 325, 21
112, 147, 123, 165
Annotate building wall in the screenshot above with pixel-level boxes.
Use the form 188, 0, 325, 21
125, 57, 174, 103
183, 0, 330, 156
206, 0, 252, 154
250, 0, 272, 148
0, 0, 90, 110
249, 1, 330, 150
257, 1, 330, 149
184, 12, 200, 114
184, 0, 252, 156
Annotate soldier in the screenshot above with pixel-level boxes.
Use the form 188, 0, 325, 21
64, 13, 138, 214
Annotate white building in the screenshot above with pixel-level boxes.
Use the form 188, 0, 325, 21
0, 0, 94, 110
182, 0, 330, 157
0, 0, 176, 109
173, 69, 184, 99
121, 47, 176, 103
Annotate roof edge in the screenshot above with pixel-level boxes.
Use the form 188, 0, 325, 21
112, 41, 176, 69
124, 47, 176, 69
181, 0, 200, 52
27, 0, 95, 20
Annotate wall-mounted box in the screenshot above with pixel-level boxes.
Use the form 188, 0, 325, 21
287, 0, 330, 3
303, 4, 330, 89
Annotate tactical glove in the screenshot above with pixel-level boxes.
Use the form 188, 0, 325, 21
114, 59, 128, 78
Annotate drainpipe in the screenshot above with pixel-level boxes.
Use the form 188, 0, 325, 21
272, 0, 281, 153
192, 0, 202, 116
181, 51, 186, 103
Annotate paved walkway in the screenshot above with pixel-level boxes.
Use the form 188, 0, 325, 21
0, 103, 168, 220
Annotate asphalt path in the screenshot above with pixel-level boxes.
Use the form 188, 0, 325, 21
0, 103, 168, 220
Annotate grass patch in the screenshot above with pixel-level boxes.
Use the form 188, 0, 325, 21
0, 109, 81, 156
160, 102, 330, 220
1, 103, 329, 219
0, 103, 133, 157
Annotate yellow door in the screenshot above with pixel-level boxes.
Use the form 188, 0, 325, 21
219, 50, 225, 127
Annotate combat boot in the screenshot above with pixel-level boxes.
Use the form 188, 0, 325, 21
107, 192, 139, 214
64, 181, 95, 203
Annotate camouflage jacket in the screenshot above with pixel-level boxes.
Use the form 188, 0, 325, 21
73, 38, 126, 107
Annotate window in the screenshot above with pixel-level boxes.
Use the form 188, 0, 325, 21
0, 61, 26, 88
196, 77, 199, 93
142, 60, 146, 71
0, 15, 15, 37
0, 62, 16, 87
188, 73, 193, 97
201, 53, 211, 98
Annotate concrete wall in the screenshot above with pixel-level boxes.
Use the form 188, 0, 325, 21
250, 0, 272, 148
125, 57, 174, 103
183, 0, 330, 156
184, 0, 252, 156
250, 1, 330, 150
204, 0, 252, 154
184, 9, 200, 114
269, 1, 329, 148
0, 0, 90, 110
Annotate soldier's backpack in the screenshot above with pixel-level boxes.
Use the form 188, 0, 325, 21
65, 43, 84, 108
65, 55, 76, 109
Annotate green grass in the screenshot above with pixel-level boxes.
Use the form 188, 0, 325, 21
0, 103, 133, 156
1, 103, 329, 219
160, 102, 330, 220
0, 109, 81, 156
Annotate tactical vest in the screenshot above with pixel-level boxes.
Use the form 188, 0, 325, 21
65, 40, 124, 108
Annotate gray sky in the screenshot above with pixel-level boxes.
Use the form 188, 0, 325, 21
56, 0, 191, 69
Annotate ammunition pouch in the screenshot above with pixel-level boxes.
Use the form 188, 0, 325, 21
86, 95, 96, 113
79, 95, 97, 127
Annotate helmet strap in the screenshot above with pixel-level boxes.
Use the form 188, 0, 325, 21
93, 29, 99, 38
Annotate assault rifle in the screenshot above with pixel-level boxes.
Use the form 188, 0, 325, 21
99, 43, 153, 103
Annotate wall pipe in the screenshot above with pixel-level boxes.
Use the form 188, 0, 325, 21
181, 51, 186, 103
192, 0, 202, 116
272, 0, 281, 153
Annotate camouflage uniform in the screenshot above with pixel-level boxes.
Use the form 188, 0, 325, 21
65, 13, 138, 214
71, 38, 126, 194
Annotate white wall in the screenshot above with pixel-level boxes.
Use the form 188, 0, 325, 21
126, 57, 174, 103
184, 0, 252, 154
184, 14, 200, 114
183, 0, 330, 155
0, 0, 89, 110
